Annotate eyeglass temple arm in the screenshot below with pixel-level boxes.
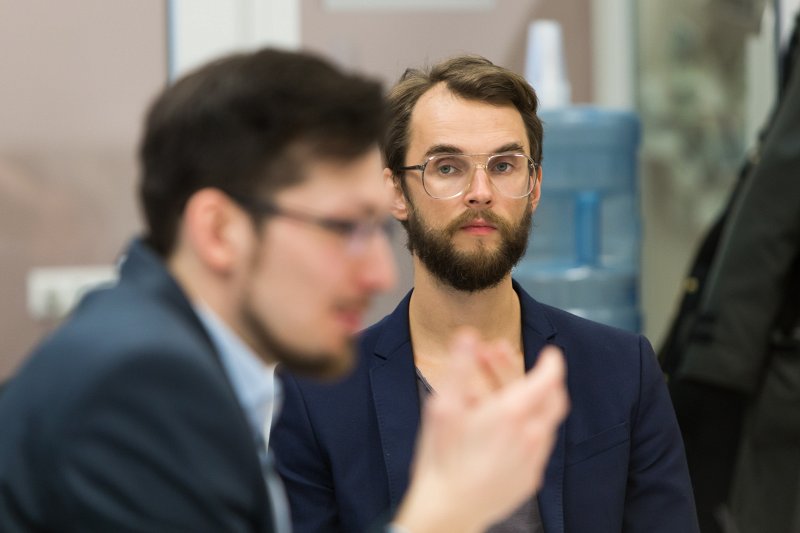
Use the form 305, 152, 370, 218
397, 164, 425, 172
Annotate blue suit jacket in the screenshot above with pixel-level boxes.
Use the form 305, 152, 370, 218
272, 281, 699, 532
0, 240, 275, 532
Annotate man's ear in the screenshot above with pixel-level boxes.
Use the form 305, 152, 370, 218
384, 167, 409, 221
182, 188, 250, 274
530, 165, 543, 213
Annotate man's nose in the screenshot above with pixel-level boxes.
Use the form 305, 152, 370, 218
462, 166, 494, 207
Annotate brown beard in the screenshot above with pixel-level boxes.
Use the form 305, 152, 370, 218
242, 301, 355, 379
403, 201, 532, 292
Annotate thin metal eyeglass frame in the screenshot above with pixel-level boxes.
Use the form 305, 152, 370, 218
227, 193, 394, 253
397, 152, 537, 199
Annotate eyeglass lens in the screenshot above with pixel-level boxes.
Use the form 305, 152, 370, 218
422, 153, 533, 199
344, 217, 395, 255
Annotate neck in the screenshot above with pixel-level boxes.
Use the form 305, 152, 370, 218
167, 252, 276, 366
408, 257, 522, 360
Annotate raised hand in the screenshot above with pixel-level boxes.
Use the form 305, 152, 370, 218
393, 329, 569, 533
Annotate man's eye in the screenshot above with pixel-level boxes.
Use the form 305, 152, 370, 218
492, 160, 515, 173
323, 219, 359, 236
433, 159, 465, 177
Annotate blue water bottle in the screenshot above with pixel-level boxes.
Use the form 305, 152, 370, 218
515, 107, 642, 332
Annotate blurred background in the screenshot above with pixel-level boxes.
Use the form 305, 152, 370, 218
0, 0, 794, 380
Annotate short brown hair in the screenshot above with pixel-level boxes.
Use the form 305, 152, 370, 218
382, 55, 543, 179
139, 48, 385, 256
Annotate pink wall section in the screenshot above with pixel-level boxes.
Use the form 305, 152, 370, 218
0, 0, 167, 379
300, 0, 592, 97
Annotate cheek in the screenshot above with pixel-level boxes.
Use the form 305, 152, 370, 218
252, 240, 347, 320
408, 198, 453, 231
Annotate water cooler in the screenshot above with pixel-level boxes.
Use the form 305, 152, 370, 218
514, 107, 642, 332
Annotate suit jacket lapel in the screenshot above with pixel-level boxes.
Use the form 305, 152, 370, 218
369, 292, 421, 509
539, 423, 567, 533
516, 281, 566, 533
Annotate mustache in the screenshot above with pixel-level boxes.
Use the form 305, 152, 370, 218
445, 209, 508, 236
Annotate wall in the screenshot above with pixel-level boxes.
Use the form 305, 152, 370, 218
0, 0, 167, 379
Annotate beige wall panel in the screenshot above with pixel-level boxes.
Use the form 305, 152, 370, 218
0, 0, 167, 379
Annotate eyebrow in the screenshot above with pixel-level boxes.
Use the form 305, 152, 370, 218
494, 142, 527, 154
342, 201, 392, 220
423, 144, 463, 158
423, 142, 527, 158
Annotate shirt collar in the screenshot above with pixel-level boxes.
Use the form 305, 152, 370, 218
193, 303, 277, 441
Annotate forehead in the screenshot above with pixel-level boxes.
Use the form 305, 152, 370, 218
274, 147, 388, 215
407, 83, 529, 157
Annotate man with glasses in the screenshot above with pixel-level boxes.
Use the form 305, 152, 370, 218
271, 55, 699, 532
0, 49, 569, 532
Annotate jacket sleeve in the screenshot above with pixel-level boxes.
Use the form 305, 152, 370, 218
624, 335, 700, 532
271, 370, 343, 533
46, 349, 268, 533
678, 43, 800, 392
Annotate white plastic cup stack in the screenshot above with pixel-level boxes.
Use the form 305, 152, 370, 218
525, 20, 571, 109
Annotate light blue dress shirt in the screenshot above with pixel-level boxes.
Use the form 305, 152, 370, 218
194, 303, 290, 533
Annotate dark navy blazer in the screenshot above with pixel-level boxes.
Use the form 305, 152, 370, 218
272, 281, 699, 532
0, 241, 275, 532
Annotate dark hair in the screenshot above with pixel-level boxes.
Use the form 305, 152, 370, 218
139, 48, 385, 256
383, 55, 542, 184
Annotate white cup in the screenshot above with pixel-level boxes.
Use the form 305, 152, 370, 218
525, 20, 572, 109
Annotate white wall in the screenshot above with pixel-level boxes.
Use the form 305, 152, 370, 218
168, 0, 300, 79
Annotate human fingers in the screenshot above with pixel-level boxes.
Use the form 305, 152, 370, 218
476, 338, 524, 391
519, 345, 568, 415
416, 338, 472, 459
518, 347, 570, 486
495, 346, 568, 464
436, 328, 487, 404
442, 348, 566, 524
483, 347, 567, 498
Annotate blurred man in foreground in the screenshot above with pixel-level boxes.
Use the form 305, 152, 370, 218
0, 49, 567, 532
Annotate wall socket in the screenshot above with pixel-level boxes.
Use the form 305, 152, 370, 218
27, 266, 118, 322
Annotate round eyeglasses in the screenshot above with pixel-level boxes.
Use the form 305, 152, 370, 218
398, 152, 536, 199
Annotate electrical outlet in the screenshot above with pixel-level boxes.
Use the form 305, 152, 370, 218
27, 266, 117, 322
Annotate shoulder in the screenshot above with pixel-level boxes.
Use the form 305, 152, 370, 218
0, 278, 244, 457
0, 282, 263, 528
27, 280, 219, 391
521, 290, 648, 366
520, 295, 661, 426
515, 280, 640, 345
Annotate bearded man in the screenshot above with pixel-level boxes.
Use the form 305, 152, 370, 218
270, 55, 698, 533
